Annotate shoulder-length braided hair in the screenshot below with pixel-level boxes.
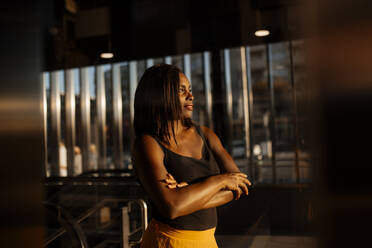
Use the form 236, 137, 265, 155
134, 64, 193, 145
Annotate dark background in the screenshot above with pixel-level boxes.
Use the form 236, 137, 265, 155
44, 0, 304, 70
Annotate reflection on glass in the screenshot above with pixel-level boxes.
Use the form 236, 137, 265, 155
87, 66, 98, 171
271, 42, 296, 183
228, 48, 247, 162
58, 70, 67, 177
153, 57, 164, 66
190, 53, 207, 126
172, 55, 184, 69
292, 40, 311, 183
103, 65, 113, 169
250, 45, 272, 183
44, 72, 51, 177
72, 69, 83, 176
42, 41, 310, 183
137, 60, 146, 82
120, 62, 132, 166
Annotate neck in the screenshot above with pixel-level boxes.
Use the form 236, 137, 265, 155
169, 120, 184, 137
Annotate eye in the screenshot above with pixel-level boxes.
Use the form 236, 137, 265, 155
179, 88, 186, 94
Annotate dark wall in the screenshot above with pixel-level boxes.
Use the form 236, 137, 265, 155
0, 1, 49, 247
311, 1, 372, 247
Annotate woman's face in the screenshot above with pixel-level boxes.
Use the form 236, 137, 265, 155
178, 73, 194, 119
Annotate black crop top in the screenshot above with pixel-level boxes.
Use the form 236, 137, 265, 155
150, 125, 221, 230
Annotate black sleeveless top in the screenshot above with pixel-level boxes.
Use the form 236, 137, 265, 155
151, 125, 221, 230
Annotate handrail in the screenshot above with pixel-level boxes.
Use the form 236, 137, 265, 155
128, 199, 148, 246
43, 202, 89, 248
44, 198, 148, 247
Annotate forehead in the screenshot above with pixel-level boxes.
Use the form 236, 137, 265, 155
179, 73, 191, 87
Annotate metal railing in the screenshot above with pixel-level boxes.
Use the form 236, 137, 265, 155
44, 198, 148, 248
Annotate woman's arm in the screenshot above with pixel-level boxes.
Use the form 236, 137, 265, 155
201, 126, 241, 173
197, 126, 251, 209
162, 173, 235, 210
133, 135, 250, 219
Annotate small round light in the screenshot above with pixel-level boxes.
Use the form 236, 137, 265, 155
100, 52, 114, 59
255, 29, 270, 37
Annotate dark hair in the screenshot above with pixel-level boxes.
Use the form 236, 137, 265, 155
134, 64, 193, 145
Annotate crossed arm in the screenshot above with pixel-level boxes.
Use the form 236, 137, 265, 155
132, 127, 251, 220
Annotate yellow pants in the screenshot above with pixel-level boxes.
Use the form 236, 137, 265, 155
140, 219, 218, 248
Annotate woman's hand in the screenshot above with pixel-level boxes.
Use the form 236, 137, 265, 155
214, 173, 251, 200
161, 173, 188, 189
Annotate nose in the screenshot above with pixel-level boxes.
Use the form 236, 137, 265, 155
186, 90, 194, 100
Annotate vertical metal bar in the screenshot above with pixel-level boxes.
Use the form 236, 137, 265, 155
289, 40, 301, 184
266, 44, 277, 184
224, 49, 233, 153
96, 66, 107, 169
42, 73, 48, 177
50, 71, 61, 177
165, 56, 172, 64
146, 59, 154, 68
240, 47, 252, 176
65, 70, 76, 176
137, 199, 148, 231
129, 61, 138, 126
183, 54, 191, 80
80, 68, 91, 172
203, 51, 213, 130
112, 64, 124, 169
122, 207, 130, 248
245, 47, 255, 181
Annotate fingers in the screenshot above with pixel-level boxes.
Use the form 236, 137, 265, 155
167, 173, 175, 180
233, 187, 243, 200
167, 184, 177, 189
165, 178, 177, 184
176, 182, 188, 188
224, 173, 252, 199
164, 173, 188, 189
231, 172, 248, 178
238, 181, 249, 196
244, 178, 252, 187
167, 182, 188, 189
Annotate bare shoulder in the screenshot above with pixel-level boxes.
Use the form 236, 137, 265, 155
133, 134, 164, 160
200, 126, 218, 141
200, 125, 213, 136
200, 126, 223, 151
134, 134, 160, 149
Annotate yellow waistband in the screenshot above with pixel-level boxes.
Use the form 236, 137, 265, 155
149, 219, 216, 240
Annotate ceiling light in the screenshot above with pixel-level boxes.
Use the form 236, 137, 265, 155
100, 52, 114, 59
255, 29, 270, 37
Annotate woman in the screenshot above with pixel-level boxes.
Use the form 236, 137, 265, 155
132, 64, 251, 248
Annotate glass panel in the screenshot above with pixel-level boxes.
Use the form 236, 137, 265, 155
137, 60, 146, 82
59, 70, 67, 177
292, 40, 312, 183
228, 48, 250, 174
190, 53, 208, 126
72, 69, 83, 176
271, 42, 296, 184
103, 64, 113, 169
172, 55, 184, 69
250, 45, 272, 183
153, 57, 164, 65
120, 62, 132, 167
45, 72, 51, 177
87, 66, 98, 171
